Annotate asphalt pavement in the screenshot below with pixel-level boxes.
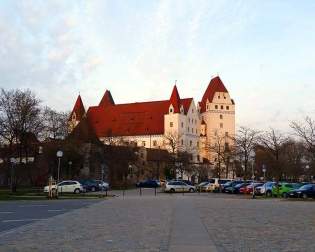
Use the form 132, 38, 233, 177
0, 199, 100, 235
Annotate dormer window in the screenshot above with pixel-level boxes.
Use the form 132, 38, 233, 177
169, 108, 173, 113
72, 113, 76, 121
180, 106, 184, 113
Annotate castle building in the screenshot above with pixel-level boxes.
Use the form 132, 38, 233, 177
69, 76, 235, 171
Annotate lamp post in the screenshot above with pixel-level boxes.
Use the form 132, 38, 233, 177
9, 157, 16, 192
56, 150, 63, 183
305, 165, 310, 182
262, 164, 266, 181
68, 161, 72, 179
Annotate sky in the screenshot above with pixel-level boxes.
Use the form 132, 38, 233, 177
0, 0, 315, 132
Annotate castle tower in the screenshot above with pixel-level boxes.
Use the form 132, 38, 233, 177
68, 95, 86, 133
198, 76, 235, 163
99, 90, 115, 107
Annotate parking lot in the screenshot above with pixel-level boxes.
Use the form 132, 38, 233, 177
0, 190, 314, 251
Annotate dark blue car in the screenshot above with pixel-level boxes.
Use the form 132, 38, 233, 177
289, 184, 315, 199
136, 179, 159, 188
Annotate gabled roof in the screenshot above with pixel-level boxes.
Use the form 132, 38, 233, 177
70, 95, 85, 121
200, 76, 228, 113
169, 85, 181, 113
99, 90, 115, 107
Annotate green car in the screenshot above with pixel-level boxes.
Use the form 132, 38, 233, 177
272, 183, 302, 198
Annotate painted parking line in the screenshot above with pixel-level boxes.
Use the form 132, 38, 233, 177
2, 218, 48, 223
47, 209, 65, 212
0, 212, 14, 214
19, 205, 48, 208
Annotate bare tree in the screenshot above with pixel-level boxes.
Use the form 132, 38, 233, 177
43, 107, 69, 140
291, 117, 315, 158
234, 126, 261, 179
0, 89, 43, 190
258, 128, 289, 181
205, 131, 232, 178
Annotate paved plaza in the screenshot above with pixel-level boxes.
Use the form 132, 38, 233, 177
0, 190, 314, 252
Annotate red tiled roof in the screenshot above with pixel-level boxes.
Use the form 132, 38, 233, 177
70, 95, 85, 120
169, 85, 181, 113
99, 90, 115, 107
199, 76, 228, 113
86, 97, 193, 138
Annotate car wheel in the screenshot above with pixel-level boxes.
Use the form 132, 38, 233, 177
189, 188, 195, 193
282, 193, 288, 198
91, 186, 96, 192
170, 188, 175, 193
302, 193, 308, 199
74, 188, 80, 194
266, 190, 272, 197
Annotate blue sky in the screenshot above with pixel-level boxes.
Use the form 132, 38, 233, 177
0, 0, 314, 132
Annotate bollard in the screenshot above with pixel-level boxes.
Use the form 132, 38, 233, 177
154, 187, 157, 196
140, 186, 142, 196
182, 187, 184, 196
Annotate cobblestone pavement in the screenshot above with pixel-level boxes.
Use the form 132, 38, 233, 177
0, 191, 314, 252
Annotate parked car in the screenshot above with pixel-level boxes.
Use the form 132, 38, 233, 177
272, 183, 302, 198
196, 181, 210, 192
206, 178, 232, 192
136, 179, 159, 188
44, 180, 84, 194
222, 180, 244, 193
232, 182, 251, 194
94, 180, 110, 191
243, 182, 264, 194
255, 181, 276, 196
79, 179, 101, 192
164, 181, 195, 193
288, 184, 315, 199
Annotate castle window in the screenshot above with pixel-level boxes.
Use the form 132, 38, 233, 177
188, 118, 190, 123
142, 141, 146, 147
225, 142, 229, 149
181, 139, 184, 145
191, 128, 193, 133
215, 105, 218, 109
218, 96, 220, 99
72, 113, 76, 120
192, 109, 194, 113
181, 122, 184, 128
197, 141, 199, 148
170, 122, 173, 127
220, 114, 223, 119
190, 140, 192, 147
225, 132, 229, 137
196, 129, 197, 134
206, 105, 209, 110
197, 155, 200, 161
220, 123, 223, 128
226, 106, 230, 110
224, 96, 226, 99
221, 105, 224, 109
153, 140, 157, 147
195, 119, 197, 124
170, 108, 173, 113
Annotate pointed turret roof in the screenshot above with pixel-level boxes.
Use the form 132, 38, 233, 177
169, 85, 181, 113
99, 90, 115, 107
70, 95, 85, 121
200, 76, 228, 113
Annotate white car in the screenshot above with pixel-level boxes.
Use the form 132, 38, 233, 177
44, 180, 83, 194
95, 180, 110, 190
164, 181, 195, 193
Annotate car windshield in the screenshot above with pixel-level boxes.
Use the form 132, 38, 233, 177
198, 182, 208, 186
299, 184, 312, 190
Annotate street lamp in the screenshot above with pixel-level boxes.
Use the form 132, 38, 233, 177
305, 165, 310, 182
9, 157, 16, 192
68, 161, 72, 179
262, 164, 267, 181
56, 150, 63, 183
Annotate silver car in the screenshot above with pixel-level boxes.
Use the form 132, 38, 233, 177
164, 181, 195, 193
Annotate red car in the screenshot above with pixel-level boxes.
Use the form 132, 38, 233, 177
244, 183, 264, 194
